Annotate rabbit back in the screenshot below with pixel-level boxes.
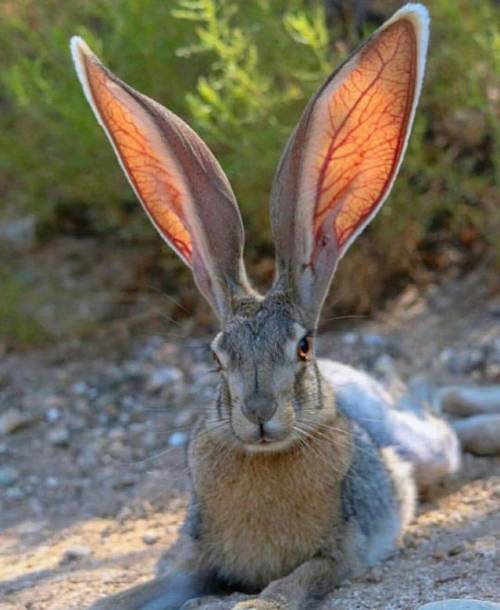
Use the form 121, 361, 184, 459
321, 360, 461, 486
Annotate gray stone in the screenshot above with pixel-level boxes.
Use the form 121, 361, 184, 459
168, 431, 188, 447
419, 601, 500, 610
142, 531, 159, 545
0, 409, 32, 435
453, 415, 500, 455
0, 215, 35, 250
62, 545, 92, 562
0, 466, 19, 487
146, 366, 184, 393
45, 408, 61, 423
5, 486, 25, 500
71, 381, 88, 396
47, 427, 71, 447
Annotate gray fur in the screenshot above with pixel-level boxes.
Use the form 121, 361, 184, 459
320, 360, 461, 486
341, 425, 400, 561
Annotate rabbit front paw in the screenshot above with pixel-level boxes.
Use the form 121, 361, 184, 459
232, 599, 288, 610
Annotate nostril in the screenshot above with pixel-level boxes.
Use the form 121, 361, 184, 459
242, 392, 277, 424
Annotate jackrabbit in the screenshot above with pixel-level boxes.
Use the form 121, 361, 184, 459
70, 4, 498, 609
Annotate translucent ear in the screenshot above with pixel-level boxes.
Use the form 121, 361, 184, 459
71, 37, 251, 321
271, 3, 429, 324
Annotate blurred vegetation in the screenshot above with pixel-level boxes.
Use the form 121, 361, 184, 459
0, 0, 499, 345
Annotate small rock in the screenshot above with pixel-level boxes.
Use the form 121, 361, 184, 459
62, 545, 92, 562
71, 381, 88, 395
142, 531, 159, 545
364, 565, 384, 583
0, 215, 35, 250
146, 367, 184, 393
5, 487, 25, 500
108, 427, 126, 441
47, 427, 70, 447
342, 332, 358, 345
432, 551, 446, 561
419, 601, 500, 610
174, 410, 193, 427
168, 431, 188, 448
45, 408, 61, 423
0, 409, 32, 435
453, 415, 500, 455
0, 466, 19, 487
440, 348, 486, 375
141, 430, 157, 449
70, 416, 86, 432
362, 333, 385, 348
112, 474, 136, 490
46, 477, 59, 488
447, 542, 466, 556
107, 440, 131, 460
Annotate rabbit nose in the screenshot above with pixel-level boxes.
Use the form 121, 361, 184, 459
242, 392, 278, 425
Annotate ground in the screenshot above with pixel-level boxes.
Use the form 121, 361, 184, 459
0, 273, 499, 610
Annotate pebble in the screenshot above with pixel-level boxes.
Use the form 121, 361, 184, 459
45, 408, 61, 423
439, 348, 486, 375
141, 430, 157, 449
142, 531, 159, 545
419, 601, 500, 610
62, 545, 92, 562
47, 427, 71, 447
342, 332, 358, 345
146, 367, 183, 393
0, 466, 19, 487
0, 408, 32, 435
447, 542, 466, 556
107, 440, 131, 460
71, 381, 88, 395
453, 415, 500, 455
174, 410, 193, 427
168, 431, 188, 447
5, 487, 25, 500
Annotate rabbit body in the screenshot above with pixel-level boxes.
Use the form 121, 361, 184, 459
186, 409, 413, 593
154, 293, 432, 605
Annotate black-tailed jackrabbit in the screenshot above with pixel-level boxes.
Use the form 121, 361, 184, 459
71, 4, 499, 609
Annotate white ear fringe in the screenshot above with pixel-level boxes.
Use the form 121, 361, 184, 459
383, 4, 430, 104
70, 37, 104, 131
338, 3, 430, 258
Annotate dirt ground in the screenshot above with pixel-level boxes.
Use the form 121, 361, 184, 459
1, 273, 499, 610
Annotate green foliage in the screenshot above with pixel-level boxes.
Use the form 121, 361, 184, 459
0, 267, 49, 347
0, 0, 498, 343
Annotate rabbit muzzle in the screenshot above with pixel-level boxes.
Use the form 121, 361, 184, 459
232, 391, 297, 452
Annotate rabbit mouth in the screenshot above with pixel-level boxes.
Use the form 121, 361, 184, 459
237, 424, 297, 453
243, 435, 297, 453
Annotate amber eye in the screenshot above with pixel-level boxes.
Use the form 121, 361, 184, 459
297, 335, 312, 361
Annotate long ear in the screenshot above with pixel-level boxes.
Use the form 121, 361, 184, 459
70, 37, 251, 321
271, 3, 429, 325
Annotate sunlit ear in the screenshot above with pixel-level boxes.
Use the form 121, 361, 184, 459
271, 3, 429, 324
71, 37, 251, 320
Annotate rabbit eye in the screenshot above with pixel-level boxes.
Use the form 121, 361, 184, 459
297, 335, 312, 361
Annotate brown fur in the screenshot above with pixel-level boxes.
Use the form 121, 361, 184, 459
189, 412, 353, 590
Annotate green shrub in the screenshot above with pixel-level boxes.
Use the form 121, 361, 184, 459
0, 0, 498, 333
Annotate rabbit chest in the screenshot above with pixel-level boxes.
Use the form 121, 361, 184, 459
189, 422, 352, 590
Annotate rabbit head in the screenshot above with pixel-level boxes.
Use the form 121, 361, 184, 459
71, 3, 429, 452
